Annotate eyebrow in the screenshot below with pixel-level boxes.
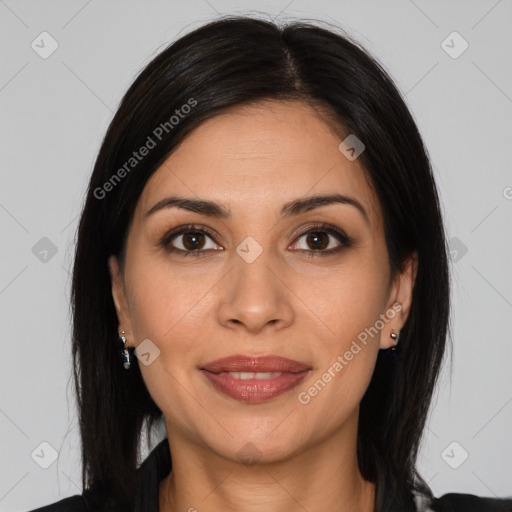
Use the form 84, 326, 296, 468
145, 193, 370, 226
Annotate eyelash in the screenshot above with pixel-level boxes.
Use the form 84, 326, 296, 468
159, 222, 353, 258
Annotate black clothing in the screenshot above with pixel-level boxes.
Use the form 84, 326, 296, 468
28, 437, 512, 512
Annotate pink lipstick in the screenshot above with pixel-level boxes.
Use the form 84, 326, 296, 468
200, 355, 311, 403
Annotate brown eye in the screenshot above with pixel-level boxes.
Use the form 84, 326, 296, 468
160, 224, 222, 257
180, 232, 207, 251
304, 232, 330, 250
160, 222, 352, 258
290, 223, 353, 256
168, 230, 218, 253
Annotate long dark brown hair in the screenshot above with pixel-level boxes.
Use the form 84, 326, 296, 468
71, 15, 450, 511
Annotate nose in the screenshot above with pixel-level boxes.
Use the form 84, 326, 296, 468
216, 249, 295, 334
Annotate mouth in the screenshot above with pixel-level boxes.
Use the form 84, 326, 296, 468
200, 355, 311, 403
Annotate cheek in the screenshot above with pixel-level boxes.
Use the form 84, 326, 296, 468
123, 254, 216, 387
124, 253, 214, 343
292, 256, 389, 347
291, 258, 387, 410
125, 264, 210, 431
295, 324, 380, 433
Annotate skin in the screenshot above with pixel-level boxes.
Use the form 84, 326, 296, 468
108, 100, 418, 512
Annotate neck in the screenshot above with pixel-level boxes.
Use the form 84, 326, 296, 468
159, 414, 375, 512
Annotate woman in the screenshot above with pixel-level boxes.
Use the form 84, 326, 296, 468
29, 15, 512, 512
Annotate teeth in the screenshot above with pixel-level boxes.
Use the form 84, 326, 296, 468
224, 371, 283, 380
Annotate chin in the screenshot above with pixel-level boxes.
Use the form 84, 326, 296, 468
201, 422, 309, 466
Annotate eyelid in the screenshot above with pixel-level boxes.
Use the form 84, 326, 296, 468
159, 223, 221, 253
290, 222, 353, 254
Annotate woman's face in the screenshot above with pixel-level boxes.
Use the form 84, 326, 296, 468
109, 100, 416, 464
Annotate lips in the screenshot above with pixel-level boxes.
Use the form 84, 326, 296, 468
200, 355, 311, 403
201, 354, 311, 373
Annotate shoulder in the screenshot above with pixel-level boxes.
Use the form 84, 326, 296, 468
428, 492, 512, 512
26, 494, 89, 512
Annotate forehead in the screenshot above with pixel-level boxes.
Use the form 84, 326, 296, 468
135, 100, 381, 232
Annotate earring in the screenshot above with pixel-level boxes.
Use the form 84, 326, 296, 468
390, 328, 400, 351
118, 330, 132, 370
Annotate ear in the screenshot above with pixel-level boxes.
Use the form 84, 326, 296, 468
379, 250, 418, 349
108, 255, 135, 347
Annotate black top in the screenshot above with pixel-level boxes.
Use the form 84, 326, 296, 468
28, 437, 512, 512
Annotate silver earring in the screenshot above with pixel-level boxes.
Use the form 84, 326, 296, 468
390, 328, 400, 351
118, 330, 131, 370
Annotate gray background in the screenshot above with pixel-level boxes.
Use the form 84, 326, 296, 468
1, 0, 511, 510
